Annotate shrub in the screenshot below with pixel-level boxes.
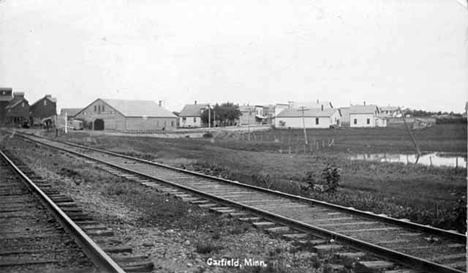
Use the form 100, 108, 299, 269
302, 164, 342, 193
203, 132, 213, 138
321, 164, 341, 193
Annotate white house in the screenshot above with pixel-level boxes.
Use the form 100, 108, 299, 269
349, 105, 387, 127
380, 106, 401, 118
178, 101, 208, 128
275, 107, 341, 129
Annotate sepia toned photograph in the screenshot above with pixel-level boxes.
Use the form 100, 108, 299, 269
0, 0, 467, 272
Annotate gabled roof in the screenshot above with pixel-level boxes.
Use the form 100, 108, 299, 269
349, 105, 379, 114
60, 108, 82, 117
31, 95, 57, 107
179, 104, 209, 117
380, 106, 398, 111
102, 99, 176, 117
290, 101, 333, 109
77, 98, 176, 118
277, 108, 340, 118
6, 97, 28, 109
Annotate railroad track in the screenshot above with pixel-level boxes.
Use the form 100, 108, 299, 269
7, 131, 468, 273
0, 147, 154, 273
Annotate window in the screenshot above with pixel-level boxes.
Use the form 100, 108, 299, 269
315, 118, 319, 125
164, 121, 167, 126
354, 119, 357, 125
102, 105, 105, 112
44, 100, 47, 106
157, 120, 159, 126
171, 121, 174, 127
22, 102, 24, 107
367, 118, 370, 125
182, 117, 186, 121
193, 117, 197, 123
94, 105, 97, 112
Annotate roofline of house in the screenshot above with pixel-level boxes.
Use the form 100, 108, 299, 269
178, 114, 203, 117
6, 98, 28, 109
126, 115, 177, 118
75, 98, 127, 117
30, 96, 56, 107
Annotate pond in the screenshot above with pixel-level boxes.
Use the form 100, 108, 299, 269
348, 152, 467, 168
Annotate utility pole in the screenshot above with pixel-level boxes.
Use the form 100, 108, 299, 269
64, 112, 67, 134
207, 105, 211, 129
247, 109, 251, 141
399, 106, 421, 158
297, 107, 309, 144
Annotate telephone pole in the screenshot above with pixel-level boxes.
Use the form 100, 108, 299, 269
297, 107, 309, 144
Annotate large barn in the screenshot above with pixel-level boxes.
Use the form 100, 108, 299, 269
74, 98, 177, 132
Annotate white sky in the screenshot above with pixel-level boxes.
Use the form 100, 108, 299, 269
0, 0, 467, 113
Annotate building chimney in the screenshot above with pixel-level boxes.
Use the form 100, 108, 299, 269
13, 92, 24, 98
194, 100, 197, 105
159, 100, 162, 107
45, 94, 51, 98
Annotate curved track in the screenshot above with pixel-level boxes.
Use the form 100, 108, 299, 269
0, 149, 126, 273
10, 131, 468, 273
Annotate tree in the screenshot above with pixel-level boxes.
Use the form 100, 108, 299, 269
201, 102, 241, 126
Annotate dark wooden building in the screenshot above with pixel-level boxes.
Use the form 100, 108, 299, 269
0, 88, 13, 124
30, 95, 57, 126
5, 92, 29, 125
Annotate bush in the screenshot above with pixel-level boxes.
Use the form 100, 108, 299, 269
203, 132, 213, 138
321, 164, 341, 193
302, 164, 342, 193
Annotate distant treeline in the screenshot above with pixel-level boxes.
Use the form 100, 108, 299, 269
435, 117, 467, 124
406, 109, 464, 117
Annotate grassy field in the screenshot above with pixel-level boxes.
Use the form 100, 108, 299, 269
19, 123, 467, 232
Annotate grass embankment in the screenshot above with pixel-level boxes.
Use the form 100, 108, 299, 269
29, 124, 467, 232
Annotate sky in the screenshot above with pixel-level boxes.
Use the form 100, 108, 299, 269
0, 0, 467, 113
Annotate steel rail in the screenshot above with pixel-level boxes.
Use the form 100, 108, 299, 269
12, 132, 466, 273
0, 149, 126, 273
19, 131, 465, 242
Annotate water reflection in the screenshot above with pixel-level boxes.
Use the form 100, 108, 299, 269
348, 153, 467, 168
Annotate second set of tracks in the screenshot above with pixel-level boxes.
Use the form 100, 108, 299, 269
6, 130, 468, 273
